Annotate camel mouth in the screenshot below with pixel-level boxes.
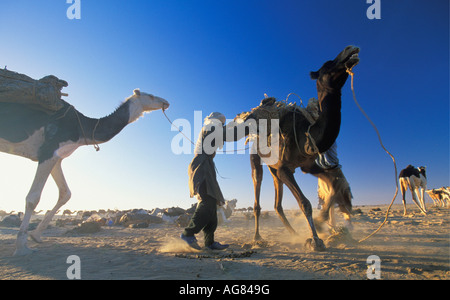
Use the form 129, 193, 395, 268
311, 46, 360, 80
342, 47, 360, 70
159, 98, 170, 111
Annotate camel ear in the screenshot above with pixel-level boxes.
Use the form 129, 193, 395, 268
310, 71, 320, 80
133, 89, 141, 96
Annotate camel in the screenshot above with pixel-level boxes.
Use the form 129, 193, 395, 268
0, 210, 16, 220
217, 199, 238, 225
0, 212, 24, 227
239, 46, 360, 251
62, 209, 76, 216
0, 88, 169, 255
426, 187, 450, 208
399, 165, 427, 215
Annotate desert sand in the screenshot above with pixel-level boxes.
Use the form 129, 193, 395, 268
0, 204, 448, 280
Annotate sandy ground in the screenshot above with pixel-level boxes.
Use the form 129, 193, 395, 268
0, 204, 448, 280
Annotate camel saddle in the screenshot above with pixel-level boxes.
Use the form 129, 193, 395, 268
0, 68, 67, 112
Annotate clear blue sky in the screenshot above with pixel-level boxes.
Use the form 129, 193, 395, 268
0, 0, 448, 213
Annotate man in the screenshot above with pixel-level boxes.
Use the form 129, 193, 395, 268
181, 112, 248, 250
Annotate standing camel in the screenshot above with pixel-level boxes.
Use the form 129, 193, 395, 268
426, 187, 450, 208
399, 165, 427, 215
0, 88, 169, 255
240, 46, 360, 251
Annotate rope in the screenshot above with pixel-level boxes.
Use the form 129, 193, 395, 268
92, 119, 101, 152
346, 68, 400, 243
162, 108, 195, 145
54, 105, 100, 151
289, 93, 304, 156
304, 123, 320, 155
285, 92, 304, 107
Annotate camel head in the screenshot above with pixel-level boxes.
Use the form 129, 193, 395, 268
418, 166, 427, 178
310, 45, 360, 92
129, 89, 170, 112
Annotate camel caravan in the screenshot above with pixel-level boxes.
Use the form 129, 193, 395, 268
426, 187, 450, 209
0, 46, 447, 256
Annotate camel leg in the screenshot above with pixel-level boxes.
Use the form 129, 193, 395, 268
400, 178, 408, 215
268, 167, 296, 235
14, 157, 59, 256
328, 204, 336, 229
416, 187, 426, 213
313, 174, 334, 232
338, 198, 353, 230
250, 154, 263, 241
419, 187, 427, 213
409, 181, 426, 215
313, 197, 331, 233
410, 187, 422, 212
430, 194, 438, 207
30, 159, 71, 243
318, 191, 334, 227
277, 166, 325, 251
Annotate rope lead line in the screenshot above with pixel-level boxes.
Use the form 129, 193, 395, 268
162, 108, 195, 146
346, 69, 400, 243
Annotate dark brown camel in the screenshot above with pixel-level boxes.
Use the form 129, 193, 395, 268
241, 46, 360, 251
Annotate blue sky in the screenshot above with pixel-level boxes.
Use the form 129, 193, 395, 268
0, 0, 448, 212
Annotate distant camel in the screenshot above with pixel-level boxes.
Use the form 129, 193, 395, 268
0, 88, 169, 255
239, 46, 359, 251
426, 187, 450, 208
62, 209, 76, 216
0, 210, 16, 220
399, 165, 427, 215
217, 199, 238, 225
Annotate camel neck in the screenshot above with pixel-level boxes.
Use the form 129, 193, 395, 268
84, 101, 132, 145
310, 91, 342, 153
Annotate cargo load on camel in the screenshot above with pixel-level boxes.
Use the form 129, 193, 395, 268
238, 96, 321, 156
0, 68, 68, 112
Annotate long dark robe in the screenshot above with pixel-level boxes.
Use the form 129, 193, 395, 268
188, 120, 248, 203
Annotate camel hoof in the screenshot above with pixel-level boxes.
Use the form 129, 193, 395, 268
29, 231, 43, 243
252, 239, 271, 248
304, 237, 326, 252
253, 233, 263, 242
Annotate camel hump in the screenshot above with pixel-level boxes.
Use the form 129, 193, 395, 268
399, 165, 420, 178
0, 68, 67, 112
